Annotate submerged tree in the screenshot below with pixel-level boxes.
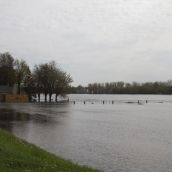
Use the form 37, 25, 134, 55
33, 61, 72, 102
32, 65, 42, 102
0, 51, 73, 102
15, 59, 31, 94
54, 71, 72, 102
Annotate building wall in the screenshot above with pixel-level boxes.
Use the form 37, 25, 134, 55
5, 94, 29, 103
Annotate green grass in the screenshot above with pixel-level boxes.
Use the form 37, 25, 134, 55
0, 129, 100, 172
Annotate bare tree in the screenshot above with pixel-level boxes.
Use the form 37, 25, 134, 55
33, 61, 72, 102
15, 59, 30, 94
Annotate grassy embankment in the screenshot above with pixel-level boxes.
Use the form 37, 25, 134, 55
0, 129, 100, 172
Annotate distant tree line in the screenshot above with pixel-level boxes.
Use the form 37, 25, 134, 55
0, 52, 72, 102
70, 81, 172, 94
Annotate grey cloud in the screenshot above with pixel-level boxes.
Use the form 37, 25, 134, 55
0, 0, 172, 85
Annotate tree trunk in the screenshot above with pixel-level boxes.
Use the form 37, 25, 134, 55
38, 93, 40, 102
55, 94, 58, 102
18, 83, 21, 94
44, 93, 47, 102
49, 93, 52, 102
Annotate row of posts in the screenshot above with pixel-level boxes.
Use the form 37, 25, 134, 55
72, 100, 148, 105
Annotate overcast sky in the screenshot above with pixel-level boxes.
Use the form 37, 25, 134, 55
0, 0, 172, 85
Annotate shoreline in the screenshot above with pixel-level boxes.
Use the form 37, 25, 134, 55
0, 128, 100, 172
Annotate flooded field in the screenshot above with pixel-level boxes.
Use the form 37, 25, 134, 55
0, 94, 172, 172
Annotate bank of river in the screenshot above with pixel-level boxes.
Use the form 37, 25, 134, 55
0, 128, 99, 172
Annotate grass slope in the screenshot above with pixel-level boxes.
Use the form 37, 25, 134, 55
0, 129, 100, 172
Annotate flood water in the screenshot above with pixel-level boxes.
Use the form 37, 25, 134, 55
0, 94, 172, 172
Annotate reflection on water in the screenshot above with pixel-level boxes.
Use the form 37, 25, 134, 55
0, 108, 56, 131
0, 109, 30, 122
1, 95, 172, 172
0, 110, 53, 137
0, 109, 29, 132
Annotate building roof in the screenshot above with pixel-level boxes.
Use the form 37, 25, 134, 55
0, 85, 13, 94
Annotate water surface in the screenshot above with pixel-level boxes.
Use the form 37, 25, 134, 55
0, 94, 172, 172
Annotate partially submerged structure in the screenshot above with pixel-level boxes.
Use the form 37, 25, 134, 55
0, 85, 28, 103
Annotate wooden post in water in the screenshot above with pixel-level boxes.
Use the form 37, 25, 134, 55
112, 100, 114, 104
84, 101, 85, 104
103, 100, 104, 104
73, 101, 75, 104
